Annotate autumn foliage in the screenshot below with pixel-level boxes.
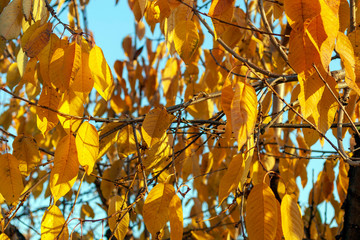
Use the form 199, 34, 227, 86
0, 0, 359, 239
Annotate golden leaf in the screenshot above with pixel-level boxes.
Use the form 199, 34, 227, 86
0, 0, 22, 40
169, 194, 183, 240
143, 183, 175, 236
80, 203, 95, 219
98, 122, 124, 160
76, 121, 99, 175
245, 183, 278, 240
50, 134, 79, 203
12, 134, 40, 175
143, 134, 170, 170
281, 194, 304, 240
117, 124, 140, 159
336, 159, 349, 204
41, 205, 69, 239
0, 233, 10, 240
57, 89, 84, 133
173, 20, 199, 64
141, 106, 175, 148
230, 82, 258, 151
36, 85, 60, 135
23, 22, 52, 58
0, 153, 24, 204
89, 45, 114, 101
108, 195, 129, 240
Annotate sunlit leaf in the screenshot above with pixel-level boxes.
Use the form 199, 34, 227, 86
41, 205, 69, 239
173, 20, 199, 64
245, 183, 278, 240
0, 0, 22, 40
50, 134, 79, 203
143, 183, 175, 236
108, 195, 129, 240
76, 121, 99, 175
281, 194, 304, 240
12, 134, 40, 175
141, 106, 175, 148
169, 194, 183, 240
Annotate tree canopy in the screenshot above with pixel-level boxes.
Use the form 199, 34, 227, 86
0, 0, 359, 239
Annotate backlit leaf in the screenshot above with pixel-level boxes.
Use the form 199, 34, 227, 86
89, 45, 114, 101
108, 195, 129, 240
36, 85, 60, 135
0, 153, 24, 204
117, 124, 140, 159
230, 82, 258, 151
281, 194, 304, 240
23, 22, 52, 58
143, 183, 175, 236
76, 121, 99, 175
41, 205, 69, 239
57, 89, 84, 133
245, 183, 278, 240
141, 106, 175, 148
0, 233, 10, 240
173, 20, 199, 64
50, 134, 79, 203
169, 194, 183, 240
336, 159, 349, 204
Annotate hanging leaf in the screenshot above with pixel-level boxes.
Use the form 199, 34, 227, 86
41, 205, 69, 239
76, 121, 99, 175
245, 183, 278, 240
0, 0, 22, 40
230, 82, 258, 151
143, 183, 175, 236
0, 233, 10, 240
173, 20, 199, 64
57, 89, 84, 133
50, 134, 79, 203
108, 195, 129, 240
281, 194, 304, 240
141, 106, 175, 148
117, 124, 140, 159
169, 194, 183, 240
12, 134, 40, 175
23, 22, 52, 58
0, 153, 24, 204
89, 45, 114, 101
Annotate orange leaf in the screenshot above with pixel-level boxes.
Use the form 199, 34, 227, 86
173, 20, 199, 64
169, 194, 183, 240
108, 195, 129, 240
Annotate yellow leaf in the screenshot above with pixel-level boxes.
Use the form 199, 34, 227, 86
6, 62, 20, 90
0, 233, 10, 240
98, 122, 124, 160
41, 205, 69, 240
173, 20, 199, 64
23, 22, 52, 58
89, 45, 114, 101
221, 77, 234, 125
71, 39, 94, 96
12, 134, 40, 175
169, 194, 183, 240
108, 195, 129, 240
0, 153, 24, 204
143, 134, 170, 170
37, 34, 64, 85
57, 89, 84, 133
36, 85, 60, 135
50, 134, 79, 203
143, 183, 175, 236
245, 183, 278, 240
76, 121, 99, 175
0, 0, 22, 40
219, 136, 254, 205
281, 194, 304, 240
141, 106, 175, 148
117, 124, 140, 159
22, 57, 38, 86
32, 0, 49, 24
230, 82, 258, 151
